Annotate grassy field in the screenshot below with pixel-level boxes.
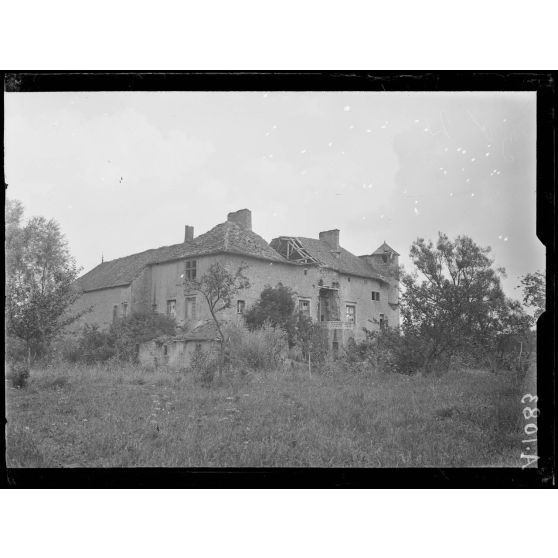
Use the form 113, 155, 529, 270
5, 361, 534, 467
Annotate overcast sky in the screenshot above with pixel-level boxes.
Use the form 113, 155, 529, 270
5, 90, 541, 298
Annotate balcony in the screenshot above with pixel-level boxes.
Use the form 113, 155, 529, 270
319, 320, 355, 330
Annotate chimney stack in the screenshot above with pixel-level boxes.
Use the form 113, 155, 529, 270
319, 229, 340, 252
227, 208, 252, 231
184, 225, 194, 242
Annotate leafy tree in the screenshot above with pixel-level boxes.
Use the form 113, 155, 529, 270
184, 261, 250, 378
5, 198, 85, 363
401, 233, 510, 374
518, 270, 545, 320
245, 283, 297, 345
110, 312, 176, 361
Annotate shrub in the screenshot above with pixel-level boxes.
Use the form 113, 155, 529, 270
189, 344, 219, 386
245, 283, 298, 346
110, 312, 176, 362
294, 313, 329, 364
7, 362, 30, 389
359, 327, 424, 375
224, 321, 288, 371
75, 324, 115, 364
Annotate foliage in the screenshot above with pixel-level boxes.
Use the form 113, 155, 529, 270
518, 270, 545, 320
189, 345, 219, 387
293, 312, 329, 364
184, 262, 250, 375
7, 361, 31, 389
245, 283, 298, 345
73, 324, 115, 364
110, 312, 176, 362
224, 322, 288, 371
6, 361, 527, 467
5, 198, 85, 363
400, 233, 518, 374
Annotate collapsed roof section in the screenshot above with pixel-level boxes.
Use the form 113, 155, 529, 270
270, 236, 390, 282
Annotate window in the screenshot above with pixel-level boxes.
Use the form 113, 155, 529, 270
185, 259, 197, 281
166, 299, 176, 318
346, 304, 356, 324
299, 299, 310, 315
371, 291, 380, 301
237, 300, 246, 314
304, 268, 308, 275
122, 302, 128, 318
163, 344, 168, 356
379, 313, 387, 330
348, 277, 351, 282
152, 303, 157, 313
112, 305, 118, 322
185, 296, 197, 320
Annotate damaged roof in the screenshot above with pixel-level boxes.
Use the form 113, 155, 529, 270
271, 236, 389, 282
77, 221, 287, 292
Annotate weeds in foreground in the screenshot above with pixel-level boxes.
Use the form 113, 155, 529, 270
5, 361, 529, 468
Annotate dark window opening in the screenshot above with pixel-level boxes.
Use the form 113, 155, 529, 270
185, 259, 197, 281
163, 345, 168, 356
371, 291, 380, 301
299, 299, 310, 315
166, 299, 176, 318
237, 300, 246, 314
112, 305, 118, 322
379, 313, 387, 330
122, 302, 128, 318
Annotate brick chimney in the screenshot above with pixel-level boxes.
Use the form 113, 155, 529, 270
319, 229, 340, 252
184, 225, 194, 242
227, 208, 252, 231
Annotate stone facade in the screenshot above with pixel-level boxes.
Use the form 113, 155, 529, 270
72, 209, 400, 347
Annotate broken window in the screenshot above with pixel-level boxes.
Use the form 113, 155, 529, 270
185, 259, 197, 281
185, 296, 197, 320
237, 300, 246, 314
299, 299, 310, 315
166, 299, 176, 318
346, 304, 356, 324
371, 291, 380, 301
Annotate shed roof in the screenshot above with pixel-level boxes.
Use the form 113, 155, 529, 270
77, 221, 287, 292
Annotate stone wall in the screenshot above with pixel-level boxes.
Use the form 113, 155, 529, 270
138, 338, 214, 369
69, 284, 131, 331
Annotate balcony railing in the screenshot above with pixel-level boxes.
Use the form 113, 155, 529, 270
319, 320, 355, 330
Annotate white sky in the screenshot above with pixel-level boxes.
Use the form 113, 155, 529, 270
5, 91, 542, 298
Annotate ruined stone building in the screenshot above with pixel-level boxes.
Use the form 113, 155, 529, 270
73, 209, 399, 352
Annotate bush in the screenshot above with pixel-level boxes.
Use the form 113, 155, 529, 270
294, 313, 329, 364
359, 327, 425, 375
189, 344, 219, 386
5, 336, 29, 364
74, 324, 115, 364
7, 362, 30, 389
110, 312, 176, 362
245, 283, 298, 346
224, 322, 288, 371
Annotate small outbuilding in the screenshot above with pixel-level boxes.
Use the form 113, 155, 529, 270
138, 322, 221, 370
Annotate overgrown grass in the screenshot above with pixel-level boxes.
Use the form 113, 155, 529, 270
5, 361, 532, 467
